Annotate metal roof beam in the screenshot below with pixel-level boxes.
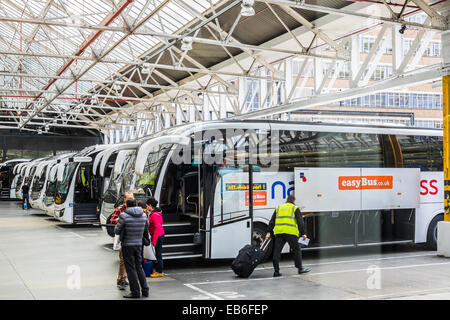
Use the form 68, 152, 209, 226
277, 4, 350, 59
257, 0, 447, 31
0, 60, 284, 81
232, 64, 449, 119
18, 0, 173, 129
410, 0, 448, 28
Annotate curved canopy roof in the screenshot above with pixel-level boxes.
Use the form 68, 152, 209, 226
0, 0, 446, 135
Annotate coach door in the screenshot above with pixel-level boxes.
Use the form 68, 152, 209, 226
206, 163, 254, 259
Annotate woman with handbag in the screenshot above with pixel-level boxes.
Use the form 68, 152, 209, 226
146, 197, 165, 278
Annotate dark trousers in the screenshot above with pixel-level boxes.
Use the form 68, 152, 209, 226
22, 194, 31, 209
272, 234, 302, 273
154, 235, 164, 273
122, 245, 149, 296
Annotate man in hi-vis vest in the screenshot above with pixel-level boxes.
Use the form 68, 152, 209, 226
266, 194, 310, 277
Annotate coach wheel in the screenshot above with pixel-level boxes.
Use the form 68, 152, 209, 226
427, 214, 443, 250
252, 222, 273, 261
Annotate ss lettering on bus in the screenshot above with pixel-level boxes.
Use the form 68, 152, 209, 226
420, 179, 438, 196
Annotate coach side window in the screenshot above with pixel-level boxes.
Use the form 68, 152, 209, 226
276, 130, 383, 171
427, 136, 443, 171
397, 135, 442, 171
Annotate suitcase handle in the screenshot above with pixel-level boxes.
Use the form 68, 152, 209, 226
260, 238, 271, 251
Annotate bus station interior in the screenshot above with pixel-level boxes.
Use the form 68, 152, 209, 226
0, 0, 450, 301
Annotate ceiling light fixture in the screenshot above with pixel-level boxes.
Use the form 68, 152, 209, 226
141, 62, 151, 74
241, 0, 255, 17
181, 37, 193, 51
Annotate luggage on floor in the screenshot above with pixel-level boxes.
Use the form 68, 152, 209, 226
231, 239, 271, 278
143, 260, 154, 277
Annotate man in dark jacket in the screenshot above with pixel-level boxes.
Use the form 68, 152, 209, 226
111, 191, 134, 290
114, 199, 150, 298
21, 181, 31, 210
266, 194, 310, 277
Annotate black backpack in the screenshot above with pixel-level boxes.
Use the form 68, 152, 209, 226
106, 213, 116, 238
106, 202, 124, 238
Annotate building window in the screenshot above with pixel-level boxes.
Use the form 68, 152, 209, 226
404, 12, 427, 25
244, 79, 260, 111
361, 36, 375, 53
423, 41, 441, 57
337, 63, 350, 79
339, 92, 442, 109
363, 65, 392, 81
403, 39, 416, 55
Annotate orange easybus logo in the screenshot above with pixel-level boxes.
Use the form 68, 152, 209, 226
245, 191, 267, 206
339, 176, 393, 190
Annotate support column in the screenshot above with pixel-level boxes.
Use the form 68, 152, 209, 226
444, 74, 450, 222
350, 35, 360, 88
392, 25, 402, 74
187, 104, 193, 123
109, 130, 114, 144
2, 135, 6, 162
260, 68, 267, 109
176, 105, 183, 125
238, 78, 246, 114
283, 60, 292, 105
202, 94, 210, 121
314, 56, 323, 94
220, 85, 227, 118
437, 23, 450, 256
164, 112, 171, 128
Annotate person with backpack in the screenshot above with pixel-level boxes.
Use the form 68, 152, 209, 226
265, 194, 310, 277
21, 181, 31, 210
146, 197, 165, 278
114, 199, 150, 298
109, 191, 134, 290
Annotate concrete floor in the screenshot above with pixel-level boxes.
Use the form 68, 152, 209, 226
1, 201, 450, 300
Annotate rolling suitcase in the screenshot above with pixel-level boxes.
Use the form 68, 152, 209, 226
231, 239, 271, 278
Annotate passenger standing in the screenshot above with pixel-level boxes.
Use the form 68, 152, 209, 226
114, 199, 150, 298
146, 198, 165, 278
265, 194, 310, 277
138, 200, 149, 268
138, 201, 148, 216
21, 181, 31, 210
110, 191, 134, 290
